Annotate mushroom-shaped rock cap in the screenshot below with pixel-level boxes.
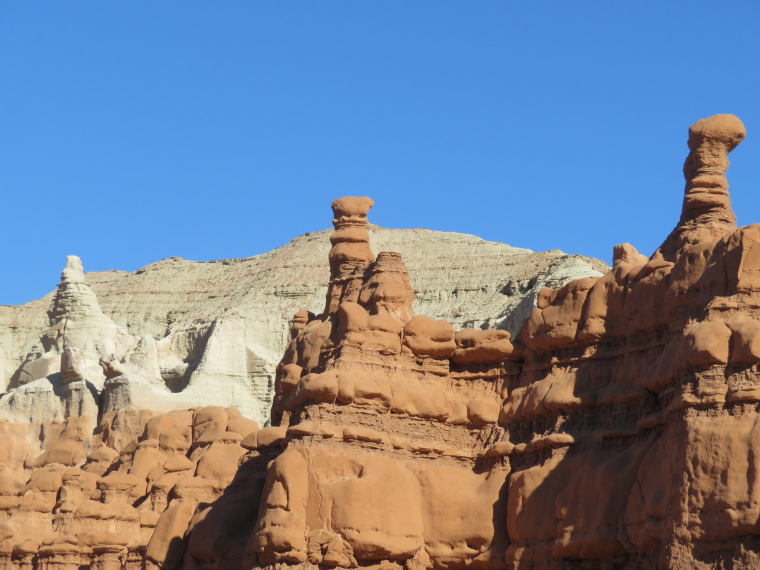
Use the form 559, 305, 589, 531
331, 196, 374, 218
97, 472, 140, 490
76, 532, 130, 548
13, 540, 43, 555
61, 255, 85, 283
216, 431, 244, 444
688, 114, 746, 151
40, 534, 81, 554
173, 476, 218, 500
39, 539, 82, 555
62, 468, 87, 483
163, 455, 194, 473
137, 438, 160, 449
88, 446, 120, 463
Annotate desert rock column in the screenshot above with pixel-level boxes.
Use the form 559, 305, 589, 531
324, 196, 375, 313
659, 113, 746, 259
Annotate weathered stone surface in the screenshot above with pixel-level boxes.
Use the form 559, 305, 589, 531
1, 227, 605, 425
1, 114, 756, 570
252, 113, 760, 570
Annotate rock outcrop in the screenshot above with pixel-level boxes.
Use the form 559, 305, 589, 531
251, 113, 760, 570
0, 256, 194, 425
1, 227, 605, 426
0, 405, 261, 569
0, 114, 756, 569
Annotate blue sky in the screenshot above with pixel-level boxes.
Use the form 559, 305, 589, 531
1, 2, 758, 305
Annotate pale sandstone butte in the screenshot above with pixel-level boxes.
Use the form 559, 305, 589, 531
0, 114, 757, 570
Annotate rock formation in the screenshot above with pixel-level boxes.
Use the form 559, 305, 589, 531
0, 256, 195, 425
0, 405, 261, 569
0, 114, 756, 569
0, 226, 605, 426
251, 113, 760, 569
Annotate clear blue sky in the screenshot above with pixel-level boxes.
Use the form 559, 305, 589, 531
1, 2, 758, 305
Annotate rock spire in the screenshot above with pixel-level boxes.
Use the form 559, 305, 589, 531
659, 113, 746, 260
325, 196, 375, 313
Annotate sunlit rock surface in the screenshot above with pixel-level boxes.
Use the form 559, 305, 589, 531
2, 115, 757, 569
0, 229, 604, 425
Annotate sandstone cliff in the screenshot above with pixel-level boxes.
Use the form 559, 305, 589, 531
0, 228, 605, 426
0, 114, 756, 570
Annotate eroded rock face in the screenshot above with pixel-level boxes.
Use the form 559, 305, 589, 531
253, 114, 760, 570
0, 405, 261, 569
0, 114, 756, 569
0, 256, 195, 425
0, 223, 605, 426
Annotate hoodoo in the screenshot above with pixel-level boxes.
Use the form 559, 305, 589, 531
0, 115, 759, 569
659, 113, 746, 260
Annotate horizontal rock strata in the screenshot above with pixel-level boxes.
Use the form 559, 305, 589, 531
0, 114, 757, 569
0, 227, 605, 426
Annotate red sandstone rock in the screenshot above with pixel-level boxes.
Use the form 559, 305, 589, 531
1, 115, 759, 569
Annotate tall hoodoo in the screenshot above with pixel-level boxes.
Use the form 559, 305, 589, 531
325, 196, 375, 313
659, 113, 746, 260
